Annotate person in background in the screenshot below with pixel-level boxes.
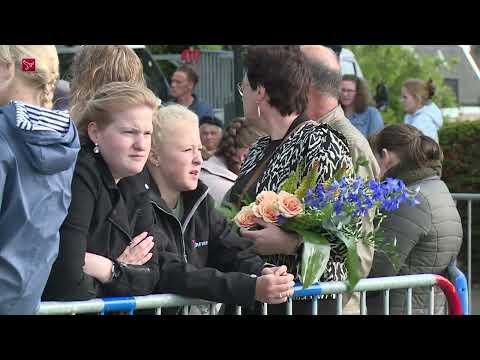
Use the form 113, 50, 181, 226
301, 45, 381, 315
199, 115, 223, 160
340, 74, 384, 139
69, 45, 147, 122
42, 82, 160, 301
0, 45, 79, 314
170, 64, 214, 120
147, 104, 295, 313
367, 124, 462, 314
200, 117, 265, 206
53, 79, 70, 111
401, 78, 443, 143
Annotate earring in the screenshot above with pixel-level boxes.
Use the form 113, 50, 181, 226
257, 103, 261, 119
93, 143, 100, 154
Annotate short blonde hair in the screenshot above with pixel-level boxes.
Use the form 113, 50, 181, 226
0, 45, 59, 109
69, 45, 147, 121
152, 104, 199, 150
77, 81, 159, 144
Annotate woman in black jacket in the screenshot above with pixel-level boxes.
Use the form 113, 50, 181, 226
147, 104, 295, 310
42, 82, 160, 301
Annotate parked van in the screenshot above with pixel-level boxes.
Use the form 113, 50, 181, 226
340, 47, 364, 78
56, 45, 171, 101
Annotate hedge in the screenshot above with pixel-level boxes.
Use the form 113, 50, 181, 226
439, 119, 480, 281
440, 119, 480, 193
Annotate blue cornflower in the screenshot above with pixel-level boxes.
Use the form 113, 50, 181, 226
334, 198, 344, 215
381, 198, 401, 212
348, 193, 363, 210
383, 178, 406, 194
315, 183, 325, 197
351, 178, 363, 194
339, 177, 349, 191
363, 194, 373, 210
407, 196, 421, 207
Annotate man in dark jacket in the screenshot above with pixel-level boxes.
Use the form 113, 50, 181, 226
169, 64, 214, 120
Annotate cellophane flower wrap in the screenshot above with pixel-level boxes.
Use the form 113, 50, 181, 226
222, 159, 420, 290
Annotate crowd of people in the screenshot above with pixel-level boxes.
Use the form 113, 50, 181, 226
0, 45, 461, 315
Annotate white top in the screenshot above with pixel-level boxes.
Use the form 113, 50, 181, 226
200, 155, 237, 206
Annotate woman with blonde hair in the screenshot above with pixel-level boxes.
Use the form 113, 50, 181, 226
401, 78, 443, 143
0, 45, 80, 314
147, 104, 294, 312
42, 82, 161, 301
69, 45, 147, 121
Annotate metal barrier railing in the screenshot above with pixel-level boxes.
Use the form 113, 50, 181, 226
37, 274, 463, 315
452, 193, 480, 314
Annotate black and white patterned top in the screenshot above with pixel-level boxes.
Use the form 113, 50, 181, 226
231, 117, 353, 284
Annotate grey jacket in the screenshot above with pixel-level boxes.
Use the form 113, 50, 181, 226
368, 175, 463, 315
200, 155, 237, 207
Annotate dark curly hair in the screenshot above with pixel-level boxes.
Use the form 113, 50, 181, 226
243, 45, 311, 116
216, 117, 265, 174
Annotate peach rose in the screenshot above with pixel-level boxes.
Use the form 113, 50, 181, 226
278, 191, 303, 218
255, 191, 278, 206
234, 206, 257, 228
255, 202, 280, 224
252, 204, 262, 218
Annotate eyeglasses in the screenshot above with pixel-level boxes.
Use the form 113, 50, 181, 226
237, 82, 244, 97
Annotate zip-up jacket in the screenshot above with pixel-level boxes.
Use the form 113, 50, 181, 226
0, 101, 79, 314
148, 175, 267, 306
42, 142, 159, 301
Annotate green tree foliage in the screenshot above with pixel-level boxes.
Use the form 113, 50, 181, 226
345, 45, 458, 124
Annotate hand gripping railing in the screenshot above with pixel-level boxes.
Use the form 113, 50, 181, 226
37, 274, 464, 315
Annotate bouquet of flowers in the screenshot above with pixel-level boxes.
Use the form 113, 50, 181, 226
226, 160, 420, 290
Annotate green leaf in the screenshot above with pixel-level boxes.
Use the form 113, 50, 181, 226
333, 165, 349, 182
216, 202, 240, 222
241, 193, 255, 207
336, 232, 361, 291
295, 160, 320, 200
354, 156, 370, 174
280, 162, 303, 194
298, 231, 331, 289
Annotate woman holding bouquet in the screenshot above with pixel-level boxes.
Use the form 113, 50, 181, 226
228, 45, 353, 314
367, 124, 462, 315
